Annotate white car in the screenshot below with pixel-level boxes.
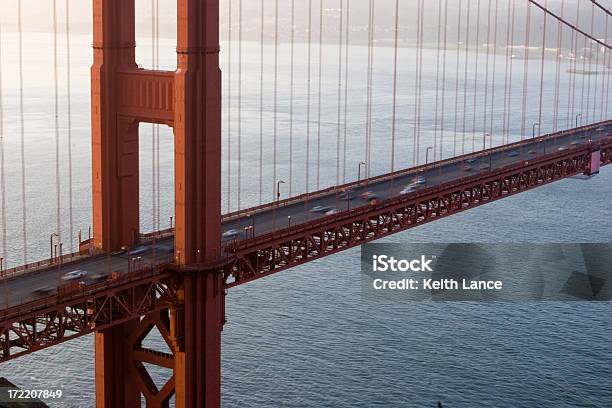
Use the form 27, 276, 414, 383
325, 208, 339, 215
222, 229, 238, 238
62, 270, 86, 281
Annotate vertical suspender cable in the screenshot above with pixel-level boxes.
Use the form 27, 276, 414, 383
237, 0, 242, 209
342, 0, 350, 183
273, 0, 278, 199
488, 0, 499, 142
306, 0, 312, 193
366, 0, 373, 171
316, 0, 323, 188
520, 1, 531, 140
566, 11, 576, 128
415, 0, 425, 165
259, 0, 264, 203
461, 0, 471, 155
155, 0, 160, 229
440, 0, 449, 159
453, 0, 463, 157
366, 0, 375, 176
553, 0, 564, 132
433, 0, 442, 162
53, 0, 62, 242
65, 0, 74, 250
537, 0, 548, 137
0, 17, 6, 260
151, 0, 157, 229
336, 0, 344, 185
227, 0, 232, 211
590, 5, 599, 122
390, 0, 399, 172
18, 0, 28, 264
601, 14, 609, 120
289, 0, 295, 196
503, 0, 516, 143
579, 34, 587, 123
570, 3, 580, 126
412, 0, 422, 165
482, 0, 492, 147
585, 4, 595, 123
470, 0, 481, 152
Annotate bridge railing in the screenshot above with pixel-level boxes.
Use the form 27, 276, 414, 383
221, 120, 611, 222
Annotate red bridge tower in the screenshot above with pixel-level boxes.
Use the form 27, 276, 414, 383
91, 0, 224, 406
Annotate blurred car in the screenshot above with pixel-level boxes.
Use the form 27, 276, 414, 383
62, 270, 86, 281
558, 146, 568, 151
310, 205, 331, 213
570, 140, 581, 146
462, 165, 473, 171
401, 184, 417, 194
325, 208, 339, 215
360, 191, 379, 201
222, 229, 238, 238
465, 157, 478, 164
32, 285, 54, 296
413, 175, 426, 185
130, 245, 150, 255
527, 149, 537, 154
506, 151, 519, 157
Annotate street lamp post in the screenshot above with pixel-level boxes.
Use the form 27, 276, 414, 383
483, 133, 491, 151
50, 233, 59, 262
575, 113, 582, 128
532, 123, 540, 138
425, 147, 433, 164
277, 180, 285, 202
358, 162, 366, 184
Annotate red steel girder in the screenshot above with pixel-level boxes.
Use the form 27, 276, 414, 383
0, 267, 176, 363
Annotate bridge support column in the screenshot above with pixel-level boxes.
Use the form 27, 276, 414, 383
95, 321, 141, 408
91, 0, 140, 251
174, 0, 222, 265
171, 269, 225, 408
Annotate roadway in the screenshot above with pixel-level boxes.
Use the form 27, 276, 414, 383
2, 121, 611, 308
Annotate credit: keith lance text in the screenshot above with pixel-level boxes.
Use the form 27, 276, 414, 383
372, 278, 503, 290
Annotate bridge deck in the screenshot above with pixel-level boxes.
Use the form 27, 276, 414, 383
2, 121, 611, 308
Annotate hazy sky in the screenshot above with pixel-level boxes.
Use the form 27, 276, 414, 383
0, 0, 609, 45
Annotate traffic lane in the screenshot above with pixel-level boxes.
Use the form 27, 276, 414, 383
3, 240, 174, 308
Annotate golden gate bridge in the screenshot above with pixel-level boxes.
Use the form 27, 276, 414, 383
0, 0, 610, 406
